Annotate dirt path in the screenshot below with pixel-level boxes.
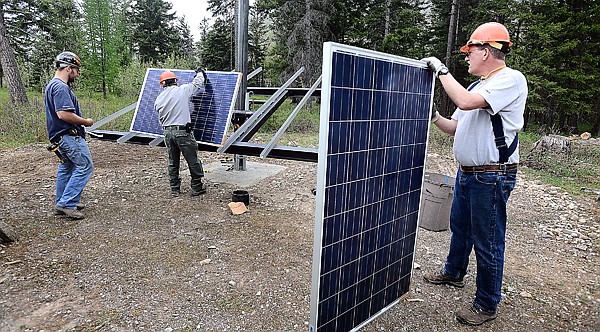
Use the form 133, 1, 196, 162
0, 140, 598, 331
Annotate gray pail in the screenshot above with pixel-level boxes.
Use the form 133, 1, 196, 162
419, 173, 455, 231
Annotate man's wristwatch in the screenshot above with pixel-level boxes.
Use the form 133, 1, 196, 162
437, 65, 449, 77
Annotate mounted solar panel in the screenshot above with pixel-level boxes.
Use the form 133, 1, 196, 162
131, 69, 241, 146
310, 43, 435, 332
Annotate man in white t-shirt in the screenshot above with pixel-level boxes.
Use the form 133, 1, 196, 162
421, 22, 527, 326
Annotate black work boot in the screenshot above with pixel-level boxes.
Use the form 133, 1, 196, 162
191, 183, 207, 196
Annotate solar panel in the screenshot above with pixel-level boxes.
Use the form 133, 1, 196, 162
130, 68, 241, 146
310, 42, 435, 332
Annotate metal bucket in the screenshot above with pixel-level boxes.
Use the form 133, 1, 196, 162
419, 173, 455, 231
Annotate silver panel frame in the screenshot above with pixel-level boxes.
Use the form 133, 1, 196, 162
309, 42, 436, 332
129, 68, 242, 147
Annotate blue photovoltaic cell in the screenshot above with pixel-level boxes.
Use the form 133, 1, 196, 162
130, 69, 241, 146
310, 43, 434, 332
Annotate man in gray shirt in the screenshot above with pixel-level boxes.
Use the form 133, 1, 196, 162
155, 69, 207, 197
421, 22, 527, 326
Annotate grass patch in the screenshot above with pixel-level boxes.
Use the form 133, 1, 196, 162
250, 97, 320, 134
518, 131, 600, 197
0, 87, 135, 149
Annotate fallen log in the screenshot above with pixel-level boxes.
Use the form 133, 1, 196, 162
531, 134, 571, 154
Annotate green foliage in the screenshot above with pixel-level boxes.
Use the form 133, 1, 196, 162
200, 18, 235, 71
511, 0, 599, 134
0, 87, 135, 148
256, 98, 320, 134
381, 7, 428, 59
2, 0, 83, 92
0, 93, 47, 147
112, 58, 147, 99
248, 6, 270, 83
257, 0, 334, 85
521, 131, 600, 196
423, 0, 599, 135
80, 0, 133, 97
262, 43, 289, 86
174, 17, 196, 62
131, 0, 182, 64
1, 0, 599, 148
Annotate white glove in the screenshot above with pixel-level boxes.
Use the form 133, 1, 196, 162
421, 57, 448, 77
191, 70, 205, 89
431, 110, 441, 123
195, 67, 207, 82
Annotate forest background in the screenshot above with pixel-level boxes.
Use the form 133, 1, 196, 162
0, 0, 598, 146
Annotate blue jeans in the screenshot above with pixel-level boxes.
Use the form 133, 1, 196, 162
55, 135, 94, 208
443, 168, 517, 312
163, 129, 204, 193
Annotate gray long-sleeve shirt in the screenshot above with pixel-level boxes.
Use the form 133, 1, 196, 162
154, 73, 205, 126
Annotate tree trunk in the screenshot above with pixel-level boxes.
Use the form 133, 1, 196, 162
568, 114, 579, 134
0, 10, 29, 106
591, 106, 600, 136
440, 0, 459, 117
384, 0, 391, 36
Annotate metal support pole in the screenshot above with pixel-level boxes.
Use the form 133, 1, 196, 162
235, 0, 249, 171
235, 0, 249, 113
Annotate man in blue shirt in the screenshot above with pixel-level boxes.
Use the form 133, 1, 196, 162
44, 51, 94, 219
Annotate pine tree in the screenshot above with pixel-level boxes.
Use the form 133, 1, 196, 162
131, 0, 179, 64
81, 0, 132, 98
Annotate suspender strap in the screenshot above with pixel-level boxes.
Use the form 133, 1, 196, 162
490, 113, 518, 163
467, 81, 480, 91
468, 80, 518, 163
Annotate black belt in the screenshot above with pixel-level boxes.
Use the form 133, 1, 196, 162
460, 163, 518, 173
50, 128, 79, 143
163, 125, 187, 130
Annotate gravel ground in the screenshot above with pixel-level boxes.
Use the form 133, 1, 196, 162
0, 140, 598, 331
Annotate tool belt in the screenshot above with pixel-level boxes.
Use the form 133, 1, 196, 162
163, 123, 192, 133
460, 163, 518, 173
47, 142, 63, 162
50, 128, 79, 143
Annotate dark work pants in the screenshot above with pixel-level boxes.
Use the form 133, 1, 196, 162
163, 128, 204, 194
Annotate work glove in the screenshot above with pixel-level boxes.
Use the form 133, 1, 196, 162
195, 67, 208, 82
421, 57, 449, 77
430, 103, 441, 123
431, 110, 441, 123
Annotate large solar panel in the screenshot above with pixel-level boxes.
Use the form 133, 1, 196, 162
310, 43, 435, 332
131, 68, 241, 146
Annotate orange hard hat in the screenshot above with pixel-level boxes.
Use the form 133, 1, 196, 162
460, 22, 513, 53
159, 70, 178, 85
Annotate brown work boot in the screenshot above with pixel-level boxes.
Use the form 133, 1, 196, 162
423, 269, 465, 288
55, 206, 84, 220
54, 203, 85, 215
456, 304, 497, 325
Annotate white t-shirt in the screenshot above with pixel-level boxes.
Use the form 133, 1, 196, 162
451, 67, 527, 166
